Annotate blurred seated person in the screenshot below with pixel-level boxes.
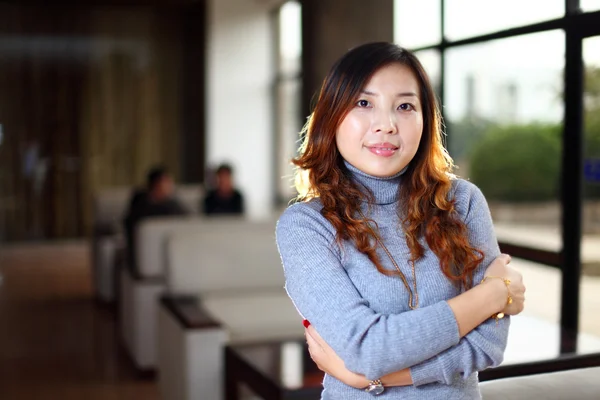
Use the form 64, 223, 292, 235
203, 163, 244, 215
123, 166, 189, 274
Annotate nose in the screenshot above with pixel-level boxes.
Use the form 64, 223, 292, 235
372, 109, 397, 135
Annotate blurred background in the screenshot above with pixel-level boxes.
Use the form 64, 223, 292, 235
1, 0, 600, 399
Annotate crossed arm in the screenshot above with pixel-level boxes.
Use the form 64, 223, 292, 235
275, 185, 525, 388
304, 252, 524, 389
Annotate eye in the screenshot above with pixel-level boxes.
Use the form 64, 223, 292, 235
356, 99, 371, 108
398, 103, 415, 111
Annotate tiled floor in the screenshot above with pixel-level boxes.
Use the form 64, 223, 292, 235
0, 242, 159, 400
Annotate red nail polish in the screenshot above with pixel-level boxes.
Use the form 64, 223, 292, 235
303, 319, 311, 328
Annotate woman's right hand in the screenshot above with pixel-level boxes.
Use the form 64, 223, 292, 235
483, 254, 526, 316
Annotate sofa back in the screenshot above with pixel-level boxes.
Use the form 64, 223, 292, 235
480, 366, 600, 400
93, 184, 204, 229
165, 219, 282, 295
135, 217, 207, 279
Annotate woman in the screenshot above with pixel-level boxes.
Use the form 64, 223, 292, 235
275, 42, 526, 398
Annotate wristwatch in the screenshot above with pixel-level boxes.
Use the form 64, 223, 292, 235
365, 379, 384, 395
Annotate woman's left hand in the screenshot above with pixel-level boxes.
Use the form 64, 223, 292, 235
304, 321, 368, 389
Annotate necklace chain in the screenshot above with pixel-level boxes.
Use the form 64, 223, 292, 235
358, 210, 419, 310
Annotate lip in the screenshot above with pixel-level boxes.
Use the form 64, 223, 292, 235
366, 142, 399, 157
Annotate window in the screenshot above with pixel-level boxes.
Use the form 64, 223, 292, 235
414, 49, 441, 95
278, 1, 302, 76
445, 31, 564, 214
394, 0, 600, 376
582, 0, 600, 12
444, 32, 567, 360
502, 258, 561, 364
445, 0, 564, 41
580, 35, 600, 348
394, 0, 441, 49
274, 1, 303, 202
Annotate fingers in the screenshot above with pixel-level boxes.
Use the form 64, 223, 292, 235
305, 323, 324, 343
498, 253, 512, 265
504, 268, 524, 286
305, 328, 323, 352
305, 328, 327, 372
304, 321, 328, 355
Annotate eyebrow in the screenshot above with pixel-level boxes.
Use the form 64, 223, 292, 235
361, 90, 419, 98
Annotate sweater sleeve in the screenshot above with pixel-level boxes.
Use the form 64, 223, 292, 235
276, 202, 461, 381
410, 181, 510, 386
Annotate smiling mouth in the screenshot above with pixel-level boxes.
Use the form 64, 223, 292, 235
366, 145, 400, 157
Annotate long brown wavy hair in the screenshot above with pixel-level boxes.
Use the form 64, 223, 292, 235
293, 42, 483, 289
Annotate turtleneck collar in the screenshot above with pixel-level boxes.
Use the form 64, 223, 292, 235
344, 160, 407, 205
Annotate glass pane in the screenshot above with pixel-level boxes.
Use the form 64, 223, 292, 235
580, 36, 600, 351
275, 1, 303, 203
503, 258, 560, 364
394, 0, 441, 49
502, 258, 600, 364
581, 0, 600, 12
278, 1, 302, 76
275, 79, 302, 201
415, 49, 441, 95
445, 32, 566, 362
445, 0, 564, 41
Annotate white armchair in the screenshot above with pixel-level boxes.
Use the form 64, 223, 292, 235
157, 219, 303, 400
91, 184, 204, 305
119, 216, 208, 371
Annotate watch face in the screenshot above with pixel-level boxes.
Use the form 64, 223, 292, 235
367, 383, 384, 395
372, 385, 384, 395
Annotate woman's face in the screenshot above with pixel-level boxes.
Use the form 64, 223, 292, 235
336, 63, 424, 178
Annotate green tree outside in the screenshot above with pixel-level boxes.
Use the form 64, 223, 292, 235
461, 66, 600, 201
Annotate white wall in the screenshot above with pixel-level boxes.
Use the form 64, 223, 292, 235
206, 0, 275, 220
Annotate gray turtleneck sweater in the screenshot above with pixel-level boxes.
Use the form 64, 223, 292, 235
275, 162, 509, 399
